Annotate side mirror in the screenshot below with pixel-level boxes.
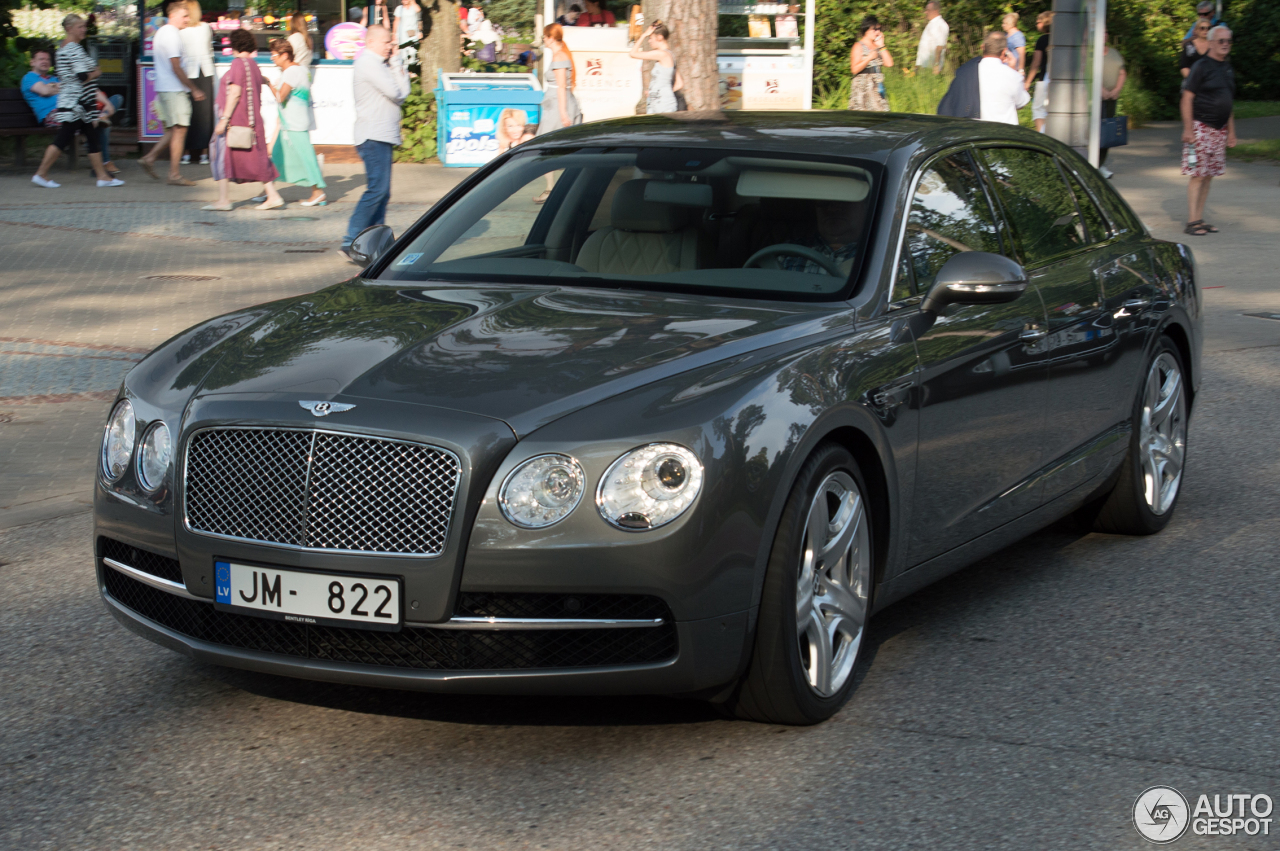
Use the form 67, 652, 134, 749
919, 251, 1028, 315
349, 225, 396, 267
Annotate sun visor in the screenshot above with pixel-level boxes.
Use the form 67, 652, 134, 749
736, 170, 870, 203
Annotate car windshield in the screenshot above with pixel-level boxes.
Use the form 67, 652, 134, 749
378, 147, 879, 300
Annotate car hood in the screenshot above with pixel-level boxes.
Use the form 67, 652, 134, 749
192, 281, 847, 436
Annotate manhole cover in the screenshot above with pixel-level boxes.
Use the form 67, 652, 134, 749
285, 216, 319, 221
284, 249, 327, 253
1244, 312, 1280, 322
194, 221, 218, 226
143, 274, 220, 281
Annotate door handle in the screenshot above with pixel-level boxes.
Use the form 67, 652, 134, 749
1114, 298, 1150, 318
1019, 328, 1048, 342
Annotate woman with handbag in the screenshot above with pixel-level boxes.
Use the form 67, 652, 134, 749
203, 28, 283, 211
848, 16, 892, 112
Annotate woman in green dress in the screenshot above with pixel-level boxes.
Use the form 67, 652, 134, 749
268, 38, 326, 206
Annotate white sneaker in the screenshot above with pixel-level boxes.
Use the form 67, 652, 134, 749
199, 154, 209, 165
180, 154, 191, 165
97, 178, 125, 187
32, 174, 61, 189
1099, 165, 1114, 179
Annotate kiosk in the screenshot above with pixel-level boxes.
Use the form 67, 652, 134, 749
435, 72, 544, 166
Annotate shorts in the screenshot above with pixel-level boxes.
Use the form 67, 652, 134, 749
1032, 80, 1049, 121
1182, 120, 1227, 177
52, 119, 101, 154
155, 90, 192, 128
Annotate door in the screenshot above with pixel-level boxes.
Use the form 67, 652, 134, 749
901, 150, 1050, 565
978, 147, 1155, 495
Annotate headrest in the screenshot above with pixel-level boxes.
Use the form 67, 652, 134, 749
611, 180, 693, 232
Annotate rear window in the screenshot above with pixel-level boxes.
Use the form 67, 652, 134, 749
378, 148, 880, 301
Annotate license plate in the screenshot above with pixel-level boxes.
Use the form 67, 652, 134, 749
214, 560, 402, 631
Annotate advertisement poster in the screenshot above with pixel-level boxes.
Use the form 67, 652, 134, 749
571, 52, 640, 123
741, 55, 806, 109
718, 56, 745, 110
142, 16, 164, 57
138, 65, 163, 140
442, 104, 541, 166
324, 22, 366, 60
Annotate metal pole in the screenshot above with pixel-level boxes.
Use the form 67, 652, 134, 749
1087, 0, 1106, 166
1046, 0, 1087, 155
802, 0, 815, 109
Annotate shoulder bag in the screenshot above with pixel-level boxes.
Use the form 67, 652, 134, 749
227, 57, 256, 150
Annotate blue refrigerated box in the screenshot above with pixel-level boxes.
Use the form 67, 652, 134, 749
435, 72, 544, 167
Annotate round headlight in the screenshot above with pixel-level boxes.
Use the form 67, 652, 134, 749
101, 400, 136, 481
597, 443, 703, 531
499, 454, 586, 528
136, 422, 172, 491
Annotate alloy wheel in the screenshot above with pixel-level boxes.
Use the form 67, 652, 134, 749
1139, 352, 1187, 515
795, 470, 871, 697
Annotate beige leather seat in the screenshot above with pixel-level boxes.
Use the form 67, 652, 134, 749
577, 179, 702, 275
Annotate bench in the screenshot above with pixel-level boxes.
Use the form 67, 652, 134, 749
0, 88, 79, 169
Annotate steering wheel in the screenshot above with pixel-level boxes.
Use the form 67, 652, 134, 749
743, 243, 845, 278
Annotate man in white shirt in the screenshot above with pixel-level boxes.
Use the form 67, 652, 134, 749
978, 31, 1029, 125
139, 1, 204, 185
342, 25, 410, 257
915, 1, 948, 74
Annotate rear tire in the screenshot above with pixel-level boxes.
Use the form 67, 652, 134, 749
1089, 336, 1188, 535
720, 443, 874, 725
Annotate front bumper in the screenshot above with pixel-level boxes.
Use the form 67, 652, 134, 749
98, 552, 752, 697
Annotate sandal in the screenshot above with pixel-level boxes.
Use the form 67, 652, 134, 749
1200, 221, 1219, 233
532, 189, 551, 204
1184, 221, 1211, 236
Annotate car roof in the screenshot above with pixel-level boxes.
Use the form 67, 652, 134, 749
519, 110, 1051, 163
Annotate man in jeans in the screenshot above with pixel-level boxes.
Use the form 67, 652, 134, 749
342, 25, 409, 259
139, 1, 203, 185
1181, 25, 1235, 236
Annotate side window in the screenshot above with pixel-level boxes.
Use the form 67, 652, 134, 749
892, 251, 914, 303
904, 151, 1002, 294
979, 147, 1087, 266
1060, 165, 1110, 244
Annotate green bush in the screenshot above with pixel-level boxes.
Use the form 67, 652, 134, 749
394, 78, 437, 163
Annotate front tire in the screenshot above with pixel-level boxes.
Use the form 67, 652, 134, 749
1089, 336, 1189, 534
721, 443, 874, 725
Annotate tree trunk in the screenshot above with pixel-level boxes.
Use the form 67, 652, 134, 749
418, 0, 460, 89
642, 0, 718, 112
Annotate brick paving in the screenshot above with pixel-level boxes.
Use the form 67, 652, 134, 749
0, 162, 471, 527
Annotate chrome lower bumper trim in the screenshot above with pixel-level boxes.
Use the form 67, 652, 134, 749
101, 558, 667, 630
102, 556, 202, 601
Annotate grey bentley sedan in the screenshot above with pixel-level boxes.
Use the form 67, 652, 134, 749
96, 112, 1199, 724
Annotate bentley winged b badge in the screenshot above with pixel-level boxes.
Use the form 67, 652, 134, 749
299, 400, 356, 418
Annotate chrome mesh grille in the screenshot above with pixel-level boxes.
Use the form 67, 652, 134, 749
183, 428, 460, 556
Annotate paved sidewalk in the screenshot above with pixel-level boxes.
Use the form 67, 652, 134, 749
0, 161, 473, 528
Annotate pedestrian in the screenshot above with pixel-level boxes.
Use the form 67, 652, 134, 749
575, 0, 616, 27
630, 22, 683, 114
915, 1, 948, 74
30, 15, 123, 189
849, 16, 892, 112
361, 0, 392, 28
978, 31, 1029, 125
533, 23, 581, 203
287, 13, 314, 74
393, 0, 421, 48
1001, 12, 1025, 72
202, 27, 284, 211
557, 4, 582, 26
1023, 11, 1052, 132
1181, 19, 1210, 81
473, 18, 501, 63
1183, 0, 1219, 41
1181, 25, 1235, 236
180, 0, 215, 166
341, 25, 409, 257
1098, 31, 1125, 177
467, 4, 483, 35
139, 1, 202, 185
267, 39, 327, 207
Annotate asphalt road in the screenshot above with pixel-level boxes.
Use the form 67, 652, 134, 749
2, 125, 1279, 850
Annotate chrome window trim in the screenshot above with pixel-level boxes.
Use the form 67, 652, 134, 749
103, 556, 201, 601
180, 425, 462, 559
